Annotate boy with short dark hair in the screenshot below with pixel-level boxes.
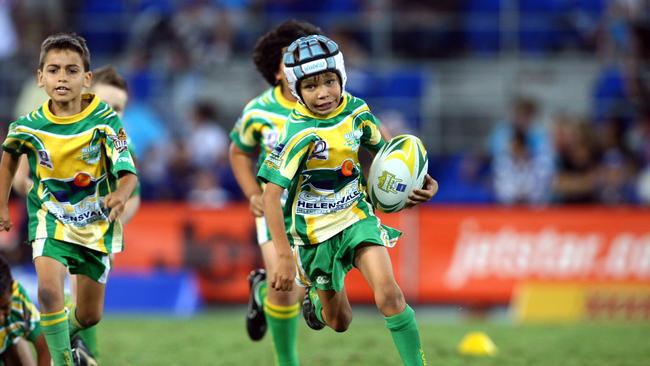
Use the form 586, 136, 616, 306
0, 254, 50, 365
0, 32, 138, 366
229, 20, 321, 366
259, 35, 437, 365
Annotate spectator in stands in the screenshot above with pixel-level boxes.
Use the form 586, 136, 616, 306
552, 115, 600, 203
185, 101, 229, 170
489, 96, 554, 204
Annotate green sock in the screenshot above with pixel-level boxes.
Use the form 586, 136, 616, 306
384, 305, 427, 366
41, 310, 73, 366
67, 305, 83, 337
309, 287, 325, 324
264, 300, 301, 366
78, 325, 99, 358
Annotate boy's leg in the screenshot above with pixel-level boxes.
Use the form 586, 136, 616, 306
70, 274, 99, 357
70, 274, 105, 337
313, 288, 353, 333
34, 256, 73, 366
258, 241, 303, 366
355, 244, 427, 366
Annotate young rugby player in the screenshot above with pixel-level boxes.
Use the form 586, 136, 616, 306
259, 35, 437, 366
0, 33, 137, 365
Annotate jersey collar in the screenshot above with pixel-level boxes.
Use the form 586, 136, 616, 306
273, 85, 296, 110
42, 93, 99, 124
295, 93, 349, 120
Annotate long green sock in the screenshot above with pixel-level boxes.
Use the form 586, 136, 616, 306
41, 310, 73, 366
384, 305, 427, 366
67, 305, 83, 337
264, 300, 301, 366
78, 325, 99, 357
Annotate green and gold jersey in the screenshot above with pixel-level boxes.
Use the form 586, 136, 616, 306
258, 93, 385, 246
0, 281, 41, 354
2, 94, 137, 253
230, 85, 296, 174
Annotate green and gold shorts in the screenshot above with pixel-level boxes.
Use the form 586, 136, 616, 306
32, 238, 111, 284
293, 216, 400, 292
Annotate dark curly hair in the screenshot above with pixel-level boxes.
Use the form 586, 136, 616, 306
0, 255, 13, 297
253, 20, 321, 86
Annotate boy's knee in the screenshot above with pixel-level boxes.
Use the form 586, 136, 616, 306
324, 309, 352, 332
375, 283, 405, 313
37, 286, 61, 308
74, 309, 102, 328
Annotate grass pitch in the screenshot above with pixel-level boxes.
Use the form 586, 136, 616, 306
97, 307, 650, 365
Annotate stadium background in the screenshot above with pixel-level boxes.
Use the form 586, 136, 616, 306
0, 1, 649, 365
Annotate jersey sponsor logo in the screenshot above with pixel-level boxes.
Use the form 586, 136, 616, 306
38, 150, 53, 169
80, 144, 101, 164
310, 140, 328, 160
262, 129, 279, 151
377, 171, 406, 193
266, 143, 285, 169
344, 129, 362, 152
43, 196, 108, 227
108, 128, 129, 153
296, 178, 362, 215
316, 275, 330, 285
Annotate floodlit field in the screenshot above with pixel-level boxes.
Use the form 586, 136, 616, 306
96, 307, 650, 365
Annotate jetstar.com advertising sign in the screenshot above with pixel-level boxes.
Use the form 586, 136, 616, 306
415, 207, 650, 304
108, 204, 650, 304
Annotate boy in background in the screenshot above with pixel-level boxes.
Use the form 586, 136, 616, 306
0, 33, 137, 365
229, 20, 321, 366
0, 254, 50, 365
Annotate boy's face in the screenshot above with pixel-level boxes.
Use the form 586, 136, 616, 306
299, 71, 341, 116
92, 83, 128, 118
37, 49, 91, 103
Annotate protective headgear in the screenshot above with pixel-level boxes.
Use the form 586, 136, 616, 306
283, 35, 347, 103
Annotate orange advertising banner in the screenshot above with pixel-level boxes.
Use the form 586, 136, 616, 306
115, 204, 650, 304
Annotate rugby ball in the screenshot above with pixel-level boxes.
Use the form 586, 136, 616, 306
367, 134, 428, 213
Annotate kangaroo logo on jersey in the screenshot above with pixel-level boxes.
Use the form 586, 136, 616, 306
310, 140, 328, 160
38, 150, 53, 169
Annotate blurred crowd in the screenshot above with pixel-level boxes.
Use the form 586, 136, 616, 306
0, 0, 648, 205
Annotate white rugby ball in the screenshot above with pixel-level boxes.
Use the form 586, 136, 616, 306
367, 134, 428, 213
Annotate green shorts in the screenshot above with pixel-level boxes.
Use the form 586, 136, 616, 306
31, 238, 111, 284
293, 216, 401, 292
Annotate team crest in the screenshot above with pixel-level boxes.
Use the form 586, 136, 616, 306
344, 129, 362, 151
80, 144, 101, 164
38, 150, 53, 169
108, 128, 129, 153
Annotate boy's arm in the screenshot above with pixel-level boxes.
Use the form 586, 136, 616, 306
0, 151, 20, 231
120, 194, 141, 225
104, 172, 138, 223
12, 155, 32, 196
262, 182, 295, 291
229, 142, 263, 217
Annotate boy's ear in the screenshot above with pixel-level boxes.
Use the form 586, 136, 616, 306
83, 71, 93, 89
36, 69, 44, 88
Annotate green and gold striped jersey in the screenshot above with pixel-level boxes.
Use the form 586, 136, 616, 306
258, 93, 385, 246
0, 281, 41, 354
2, 94, 137, 253
230, 85, 296, 174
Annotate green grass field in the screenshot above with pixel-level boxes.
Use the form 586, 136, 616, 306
96, 307, 650, 366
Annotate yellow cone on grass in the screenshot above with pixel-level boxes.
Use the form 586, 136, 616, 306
458, 331, 497, 356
